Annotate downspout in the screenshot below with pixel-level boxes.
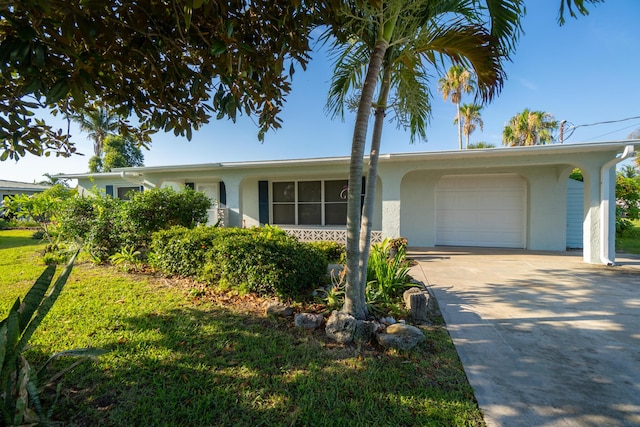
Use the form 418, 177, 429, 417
599, 144, 634, 265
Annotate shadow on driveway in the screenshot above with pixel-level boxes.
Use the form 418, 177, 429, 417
409, 247, 640, 427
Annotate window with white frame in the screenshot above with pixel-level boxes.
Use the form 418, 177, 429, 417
116, 186, 141, 200
272, 179, 355, 226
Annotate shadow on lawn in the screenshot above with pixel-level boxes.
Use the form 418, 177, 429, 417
0, 231, 44, 250
51, 305, 483, 427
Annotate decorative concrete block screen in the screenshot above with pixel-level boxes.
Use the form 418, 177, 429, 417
282, 228, 383, 244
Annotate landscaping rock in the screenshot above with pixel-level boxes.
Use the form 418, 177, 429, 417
376, 323, 425, 350
353, 320, 376, 343
325, 311, 357, 343
265, 301, 294, 317
294, 313, 324, 329
403, 287, 430, 322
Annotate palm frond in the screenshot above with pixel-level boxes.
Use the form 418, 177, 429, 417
326, 41, 372, 120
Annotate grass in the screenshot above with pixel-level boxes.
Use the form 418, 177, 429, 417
617, 220, 640, 255
0, 229, 484, 427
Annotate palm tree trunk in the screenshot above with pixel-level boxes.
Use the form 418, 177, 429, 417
342, 39, 388, 320
457, 101, 462, 150
358, 66, 391, 292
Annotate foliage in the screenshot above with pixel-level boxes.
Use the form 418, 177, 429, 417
123, 187, 211, 244
315, 267, 347, 311
454, 104, 483, 150
439, 66, 476, 150
0, 230, 482, 426
365, 239, 411, 313
558, 0, 606, 25
0, 0, 318, 160
1, 185, 76, 245
70, 106, 119, 157
58, 195, 126, 262
0, 251, 105, 426
101, 135, 145, 172
569, 168, 583, 181
467, 142, 495, 149
327, 0, 526, 319
616, 174, 640, 236
58, 187, 210, 261
151, 226, 327, 299
502, 108, 559, 146
0, 218, 8, 230
88, 155, 103, 173
307, 240, 345, 263
109, 246, 143, 272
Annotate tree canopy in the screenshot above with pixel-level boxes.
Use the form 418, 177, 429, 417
0, 0, 318, 161
502, 108, 559, 146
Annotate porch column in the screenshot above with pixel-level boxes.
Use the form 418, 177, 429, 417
379, 170, 404, 239
221, 176, 242, 228
582, 168, 602, 264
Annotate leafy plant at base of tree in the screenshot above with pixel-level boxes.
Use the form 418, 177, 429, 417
0, 252, 106, 426
365, 239, 411, 313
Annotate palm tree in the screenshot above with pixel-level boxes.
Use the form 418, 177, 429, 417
439, 66, 476, 150
467, 141, 495, 149
325, 0, 525, 319
502, 109, 559, 146
454, 104, 483, 149
71, 106, 119, 157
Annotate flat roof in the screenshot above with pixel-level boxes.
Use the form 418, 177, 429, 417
55, 140, 640, 179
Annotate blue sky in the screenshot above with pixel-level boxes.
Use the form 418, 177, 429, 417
2, 0, 639, 184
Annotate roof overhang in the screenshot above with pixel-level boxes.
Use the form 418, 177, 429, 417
55, 140, 640, 179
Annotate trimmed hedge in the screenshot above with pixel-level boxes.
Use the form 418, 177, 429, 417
150, 226, 328, 299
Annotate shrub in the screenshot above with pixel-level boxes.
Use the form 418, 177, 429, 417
307, 241, 345, 263
151, 226, 328, 299
59, 187, 211, 262
59, 196, 128, 262
0, 218, 8, 230
124, 187, 211, 244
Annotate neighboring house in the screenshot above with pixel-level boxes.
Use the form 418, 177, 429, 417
57, 141, 639, 265
0, 180, 50, 209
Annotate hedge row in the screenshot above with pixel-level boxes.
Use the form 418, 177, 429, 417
150, 226, 328, 299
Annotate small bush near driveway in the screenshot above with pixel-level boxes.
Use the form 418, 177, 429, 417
150, 226, 328, 299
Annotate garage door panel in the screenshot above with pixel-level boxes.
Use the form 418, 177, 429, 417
436, 175, 525, 248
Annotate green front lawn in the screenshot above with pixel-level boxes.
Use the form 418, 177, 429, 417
0, 230, 484, 426
617, 220, 640, 255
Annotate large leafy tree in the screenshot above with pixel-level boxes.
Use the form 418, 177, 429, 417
439, 66, 476, 150
324, 0, 525, 319
502, 108, 559, 146
0, 0, 318, 161
455, 104, 484, 149
101, 135, 145, 172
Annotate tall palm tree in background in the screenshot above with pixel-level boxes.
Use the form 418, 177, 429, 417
439, 65, 476, 150
71, 106, 118, 157
324, 0, 525, 319
502, 108, 559, 146
455, 103, 483, 149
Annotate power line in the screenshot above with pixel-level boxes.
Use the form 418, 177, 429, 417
561, 115, 640, 142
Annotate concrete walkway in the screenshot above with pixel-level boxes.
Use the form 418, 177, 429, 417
409, 248, 640, 427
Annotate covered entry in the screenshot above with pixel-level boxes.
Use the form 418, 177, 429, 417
435, 174, 526, 248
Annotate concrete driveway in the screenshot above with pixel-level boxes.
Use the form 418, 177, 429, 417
409, 248, 640, 427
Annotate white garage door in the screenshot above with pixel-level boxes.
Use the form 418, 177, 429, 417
436, 174, 526, 248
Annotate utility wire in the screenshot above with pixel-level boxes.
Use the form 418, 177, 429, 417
561, 115, 640, 142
